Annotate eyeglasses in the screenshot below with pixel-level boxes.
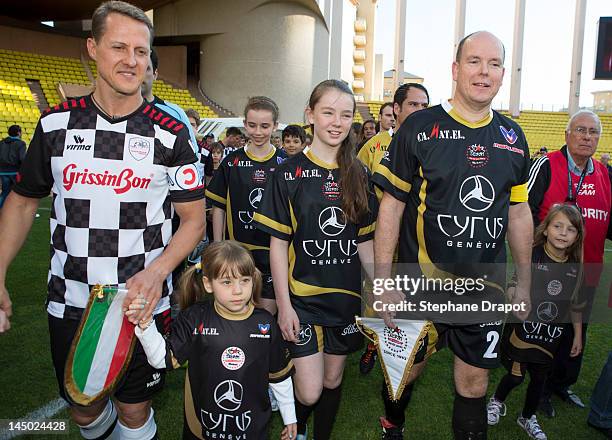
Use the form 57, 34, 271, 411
571, 126, 600, 137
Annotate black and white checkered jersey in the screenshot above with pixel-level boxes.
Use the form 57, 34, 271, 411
14, 95, 205, 320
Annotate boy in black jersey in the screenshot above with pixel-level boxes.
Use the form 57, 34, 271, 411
206, 96, 285, 315
255, 80, 378, 440
373, 32, 533, 439
487, 205, 585, 440
129, 241, 296, 439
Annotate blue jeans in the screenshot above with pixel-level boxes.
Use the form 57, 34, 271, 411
0, 174, 15, 208
589, 351, 612, 429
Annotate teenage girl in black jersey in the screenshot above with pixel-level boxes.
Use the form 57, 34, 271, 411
258, 80, 377, 440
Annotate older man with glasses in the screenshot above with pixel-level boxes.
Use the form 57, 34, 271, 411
528, 109, 612, 417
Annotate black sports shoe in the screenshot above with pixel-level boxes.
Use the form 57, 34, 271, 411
380, 417, 404, 440
360, 343, 377, 374
538, 397, 555, 418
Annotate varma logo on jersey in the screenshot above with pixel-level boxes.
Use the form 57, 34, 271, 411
65, 134, 93, 151
238, 187, 264, 228
302, 206, 358, 266
202, 379, 252, 435
436, 175, 504, 250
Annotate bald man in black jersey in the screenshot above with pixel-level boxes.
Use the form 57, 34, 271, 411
373, 31, 533, 439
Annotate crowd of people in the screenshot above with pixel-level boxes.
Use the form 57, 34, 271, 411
0, 1, 611, 440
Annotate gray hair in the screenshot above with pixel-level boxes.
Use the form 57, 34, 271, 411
565, 109, 602, 135
91, 1, 154, 44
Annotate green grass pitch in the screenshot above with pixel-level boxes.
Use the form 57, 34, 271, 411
0, 196, 610, 439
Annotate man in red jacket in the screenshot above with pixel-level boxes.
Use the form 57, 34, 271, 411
528, 109, 612, 416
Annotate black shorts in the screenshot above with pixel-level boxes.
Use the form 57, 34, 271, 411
260, 272, 275, 300
48, 309, 171, 406
501, 356, 551, 378
288, 322, 363, 358
415, 321, 503, 369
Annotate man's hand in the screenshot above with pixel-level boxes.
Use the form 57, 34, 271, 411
510, 282, 531, 321
277, 303, 300, 343
377, 288, 405, 329
0, 286, 12, 333
123, 267, 166, 324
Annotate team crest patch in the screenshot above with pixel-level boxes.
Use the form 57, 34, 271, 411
258, 323, 270, 335
128, 137, 150, 161
252, 169, 267, 184
383, 326, 409, 355
547, 280, 562, 296
465, 144, 489, 168
221, 346, 245, 370
499, 126, 518, 145
322, 181, 341, 201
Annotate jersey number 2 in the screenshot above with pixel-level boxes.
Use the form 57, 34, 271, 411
483, 331, 499, 359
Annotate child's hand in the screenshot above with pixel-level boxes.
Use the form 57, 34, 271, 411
280, 423, 297, 440
570, 336, 582, 357
125, 293, 146, 318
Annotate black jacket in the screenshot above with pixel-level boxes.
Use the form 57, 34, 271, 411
0, 136, 26, 172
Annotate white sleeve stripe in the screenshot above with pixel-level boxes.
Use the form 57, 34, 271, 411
527, 156, 548, 193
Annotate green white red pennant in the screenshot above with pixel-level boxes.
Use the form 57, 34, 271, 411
65, 286, 136, 406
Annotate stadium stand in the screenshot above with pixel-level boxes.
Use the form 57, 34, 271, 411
88, 61, 217, 120
501, 111, 612, 158
0, 49, 90, 143
361, 101, 612, 159
0, 48, 218, 145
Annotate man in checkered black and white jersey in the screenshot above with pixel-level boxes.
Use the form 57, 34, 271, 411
0, 2, 205, 439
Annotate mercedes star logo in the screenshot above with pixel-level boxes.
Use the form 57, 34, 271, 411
459, 175, 495, 212
214, 380, 243, 412
536, 302, 559, 323
318, 206, 346, 236
249, 187, 264, 209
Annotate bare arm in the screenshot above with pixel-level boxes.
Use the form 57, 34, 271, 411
0, 192, 41, 332
373, 192, 406, 327
270, 236, 299, 342
357, 240, 374, 281
374, 192, 405, 279
507, 202, 533, 320
212, 206, 226, 242
125, 198, 205, 323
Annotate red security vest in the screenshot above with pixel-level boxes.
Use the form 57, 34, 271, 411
539, 151, 611, 285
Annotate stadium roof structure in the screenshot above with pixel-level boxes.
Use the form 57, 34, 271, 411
2, 0, 173, 21
384, 69, 423, 80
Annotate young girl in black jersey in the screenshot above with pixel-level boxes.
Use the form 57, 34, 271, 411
487, 204, 585, 440
254, 80, 378, 440
126, 241, 297, 440
206, 96, 284, 316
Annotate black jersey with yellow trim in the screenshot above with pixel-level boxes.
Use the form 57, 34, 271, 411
373, 101, 530, 267
205, 146, 285, 273
502, 245, 583, 364
254, 149, 378, 326
167, 300, 293, 440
